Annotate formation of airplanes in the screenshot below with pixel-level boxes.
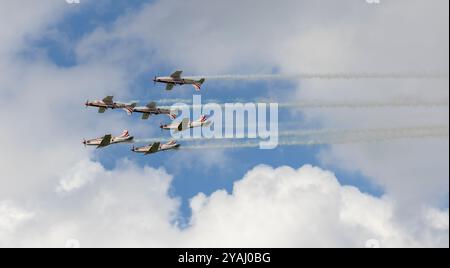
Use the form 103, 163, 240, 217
83, 70, 209, 155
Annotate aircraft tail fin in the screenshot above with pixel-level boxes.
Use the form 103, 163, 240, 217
123, 102, 137, 115
123, 107, 134, 115
165, 140, 177, 146
120, 130, 129, 138
192, 78, 205, 91
196, 115, 208, 123
168, 113, 177, 120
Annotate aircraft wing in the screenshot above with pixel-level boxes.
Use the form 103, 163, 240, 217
170, 70, 182, 79
97, 134, 112, 148
142, 113, 150, 120
177, 118, 190, 132
165, 84, 175, 91
102, 96, 114, 105
123, 108, 133, 116
145, 142, 161, 155
146, 102, 157, 109
98, 107, 106, 113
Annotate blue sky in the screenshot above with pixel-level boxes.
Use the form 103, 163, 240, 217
22, 0, 386, 225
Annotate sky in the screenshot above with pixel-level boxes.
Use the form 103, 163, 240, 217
0, 0, 448, 248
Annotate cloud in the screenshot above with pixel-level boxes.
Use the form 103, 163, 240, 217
0, 201, 34, 242
426, 208, 449, 231
319, 141, 449, 209
185, 164, 448, 247
57, 160, 105, 193
2, 162, 447, 247
0, 159, 181, 248
0, 0, 66, 57
0, 1, 158, 201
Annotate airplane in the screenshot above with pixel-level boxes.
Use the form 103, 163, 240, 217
131, 140, 180, 155
85, 96, 138, 115
160, 115, 211, 132
132, 102, 177, 120
153, 70, 206, 91
83, 130, 134, 148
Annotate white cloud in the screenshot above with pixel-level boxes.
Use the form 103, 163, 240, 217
426, 207, 449, 231
0, 201, 34, 242
0, 2, 159, 201
319, 141, 449, 209
2, 163, 448, 247
185, 164, 448, 247
57, 160, 104, 193
0, 0, 66, 57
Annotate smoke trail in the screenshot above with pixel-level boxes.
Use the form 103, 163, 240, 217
277, 100, 449, 109
186, 72, 449, 81
182, 125, 449, 150
279, 125, 450, 138
134, 125, 449, 145
154, 99, 449, 110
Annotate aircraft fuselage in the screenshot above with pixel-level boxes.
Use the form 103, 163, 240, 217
86, 101, 131, 110
161, 120, 211, 130
154, 77, 197, 85
132, 143, 180, 154
83, 136, 134, 147
133, 106, 171, 115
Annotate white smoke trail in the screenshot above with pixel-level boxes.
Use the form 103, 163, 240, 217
277, 100, 449, 109
155, 99, 449, 110
186, 72, 449, 81
134, 125, 449, 146
182, 125, 449, 149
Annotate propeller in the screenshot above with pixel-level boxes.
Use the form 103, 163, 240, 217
85, 100, 89, 108
153, 76, 157, 86
131, 145, 135, 152
160, 122, 164, 132
82, 139, 87, 147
